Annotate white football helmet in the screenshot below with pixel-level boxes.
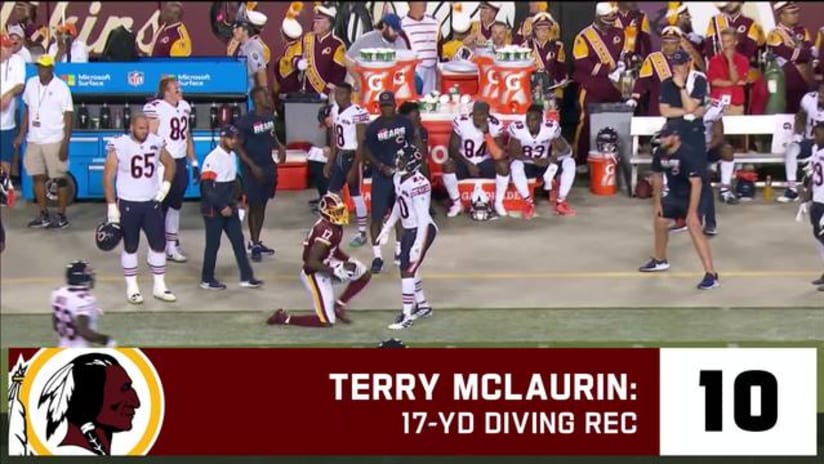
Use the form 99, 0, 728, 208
469, 183, 493, 221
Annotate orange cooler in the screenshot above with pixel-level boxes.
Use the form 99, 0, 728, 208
354, 64, 395, 114
440, 71, 479, 95
493, 63, 535, 114
392, 51, 420, 105
587, 151, 618, 196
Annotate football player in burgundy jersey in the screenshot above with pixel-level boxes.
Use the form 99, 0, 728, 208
267, 193, 372, 327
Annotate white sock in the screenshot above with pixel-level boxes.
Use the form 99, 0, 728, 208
165, 207, 180, 253
558, 157, 576, 201
352, 195, 367, 233
443, 172, 460, 202
785, 142, 800, 186
401, 277, 415, 317
494, 174, 509, 206
818, 241, 824, 263
147, 249, 168, 291
510, 160, 531, 201
372, 245, 382, 260
414, 271, 429, 308
121, 251, 139, 292
720, 160, 735, 188
395, 241, 401, 257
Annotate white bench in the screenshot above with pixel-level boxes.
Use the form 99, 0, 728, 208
629, 114, 795, 191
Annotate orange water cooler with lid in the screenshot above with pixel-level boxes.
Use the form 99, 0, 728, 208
391, 50, 420, 106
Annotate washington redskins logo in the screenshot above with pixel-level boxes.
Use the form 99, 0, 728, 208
737, 25, 746, 34
613, 36, 621, 44
8, 348, 165, 456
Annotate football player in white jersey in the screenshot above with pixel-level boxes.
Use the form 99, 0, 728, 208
779, 82, 824, 202
508, 104, 576, 219
443, 101, 509, 218
103, 114, 177, 304
704, 98, 738, 205
377, 142, 437, 330
50, 260, 117, 348
326, 83, 370, 247
798, 122, 824, 291
143, 76, 199, 262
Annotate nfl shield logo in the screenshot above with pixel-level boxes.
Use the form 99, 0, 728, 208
128, 71, 144, 87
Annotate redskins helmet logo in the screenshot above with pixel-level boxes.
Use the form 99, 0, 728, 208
737, 25, 746, 34
322, 46, 332, 55
8, 349, 165, 456
613, 36, 621, 44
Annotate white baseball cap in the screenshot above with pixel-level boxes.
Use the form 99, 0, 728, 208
595, 2, 618, 16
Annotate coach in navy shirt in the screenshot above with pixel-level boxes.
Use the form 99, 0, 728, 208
363, 91, 418, 274
658, 50, 717, 234
638, 123, 719, 290
235, 86, 286, 262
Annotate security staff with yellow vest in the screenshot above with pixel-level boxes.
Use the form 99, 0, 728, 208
199, 125, 262, 291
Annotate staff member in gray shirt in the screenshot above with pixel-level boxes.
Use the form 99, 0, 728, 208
199, 125, 262, 290
233, 11, 269, 93
345, 13, 410, 88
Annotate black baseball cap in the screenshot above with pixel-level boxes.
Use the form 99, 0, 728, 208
658, 122, 679, 137
378, 91, 395, 107
220, 125, 240, 138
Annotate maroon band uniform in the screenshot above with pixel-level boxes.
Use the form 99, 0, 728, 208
703, 12, 764, 64
615, 9, 652, 60
525, 37, 567, 84
572, 24, 624, 161
767, 24, 815, 113
275, 38, 303, 95
302, 32, 347, 96
631, 51, 673, 116
151, 22, 192, 57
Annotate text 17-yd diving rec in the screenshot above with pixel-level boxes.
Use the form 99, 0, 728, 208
329, 373, 639, 435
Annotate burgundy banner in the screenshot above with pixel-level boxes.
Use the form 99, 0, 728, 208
9, 348, 660, 456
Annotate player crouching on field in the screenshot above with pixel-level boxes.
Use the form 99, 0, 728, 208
796, 122, 824, 292
268, 193, 371, 327
638, 123, 720, 290
442, 101, 509, 218
509, 104, 576, 219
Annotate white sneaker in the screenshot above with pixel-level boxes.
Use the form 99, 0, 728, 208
153, 287, 177, 302
446, 202, 463, 218
388, 313, 415, 330
494, 202, 507, 217
166, 249, 188, 263
127, 289, 144, 305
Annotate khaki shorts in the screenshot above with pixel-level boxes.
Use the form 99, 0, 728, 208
24, 142, 67, 178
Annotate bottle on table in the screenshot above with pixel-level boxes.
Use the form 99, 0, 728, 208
122, 103, 131, 132
189, 103, 197, 130
763, 175, 774, 202
78, 102, 89, 129
100, 102, 111, 129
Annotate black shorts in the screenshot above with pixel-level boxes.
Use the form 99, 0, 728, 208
241, 164, 277, 206
455, 158, 497, 180
163, 158, 189, 210
400, 223, 438, 274
661, 195, 689, 220
370, 173, 395, 221
523, 162, 550, 179
120, 199, 166, 253
327, 150, 360, 196
811, 202, 824, 245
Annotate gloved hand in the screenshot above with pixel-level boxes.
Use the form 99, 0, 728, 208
376, 224, 391, 246
191, 160, 200, 184
625, 98, 638, 108
154, 180, 171, 204
332, 261, 353, 282
107, 203, 120, 224
297, 58, 308, 71
608, 67, 623, 83
409, 243, 422, 263
795, 201, 810, 222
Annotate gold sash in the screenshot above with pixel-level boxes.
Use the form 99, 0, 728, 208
774, 26, 814, 85
650, 52, 671, 81
583, 27, 616, 70
303, 34, 327, 94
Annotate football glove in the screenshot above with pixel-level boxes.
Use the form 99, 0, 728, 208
376, 225, 391, 246
154, 180, 172, 203
107, 203, 120, 224
409, 243, 422, 263
332, 261, 354, 282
